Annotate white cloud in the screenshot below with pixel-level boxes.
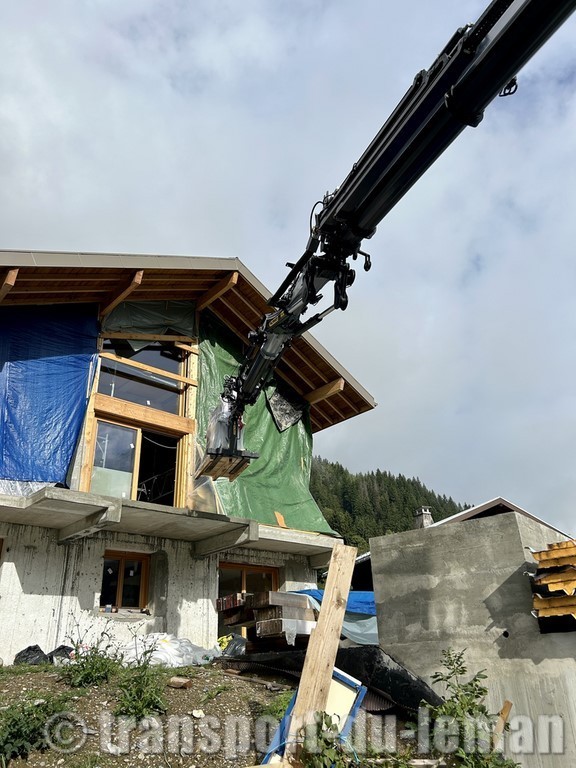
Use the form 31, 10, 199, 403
1, 0, 575, 533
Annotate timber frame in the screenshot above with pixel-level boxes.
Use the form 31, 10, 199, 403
0, 251, 376, 433
80, 333, 199, 507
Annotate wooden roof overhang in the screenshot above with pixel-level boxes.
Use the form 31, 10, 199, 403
0, 250, 375, 433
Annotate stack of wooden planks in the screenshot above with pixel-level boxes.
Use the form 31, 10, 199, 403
531, 539, 576, 632
218, 590, 317, 651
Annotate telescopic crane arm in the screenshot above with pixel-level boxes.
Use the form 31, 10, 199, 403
198, 0, 576, 481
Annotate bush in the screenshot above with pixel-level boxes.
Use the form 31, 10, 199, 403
60, 625, 121, 688
115, 650, 167, 720
0, 693, 71, 766
426, 649, 520, 768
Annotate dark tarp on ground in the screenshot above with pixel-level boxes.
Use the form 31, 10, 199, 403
221, 645, 444, 715
197, 315, 335, 534
0, 304, 98, 483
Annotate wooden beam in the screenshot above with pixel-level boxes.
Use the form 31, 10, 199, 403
94, 393, 195, 436
99, 352, 198, 386
285, 543, 357, 764
492, 700, 513, 750
533, 594, 576, 610
192, 520, 259, 557
0, 269, 18, 302
197, 271, 238, 312
304, 378, 345, 405
534, 544, 576, 563
104, 333, 196, 342
100, 270, 144, 318
535, 605, 576, 618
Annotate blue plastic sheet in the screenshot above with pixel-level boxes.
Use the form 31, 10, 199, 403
296, 589, 377, 615
295, 590, 379, 645
0, 304, 98, 483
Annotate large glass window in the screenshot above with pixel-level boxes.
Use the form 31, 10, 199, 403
97, 339, 186, 414
98, 359, 182, 413
83, 334, 197, 506
91, 422, 138, 499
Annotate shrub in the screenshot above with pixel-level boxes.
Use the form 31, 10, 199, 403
426, 648, 520, 768
0, 693, 71, 766
60, 624, 121, 688
114, 649, 167, 719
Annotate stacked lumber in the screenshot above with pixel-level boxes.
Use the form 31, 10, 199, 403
218, 591, 317, 651
531, 539, 576, 633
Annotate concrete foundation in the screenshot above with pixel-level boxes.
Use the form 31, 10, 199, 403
371, 512, 576, 768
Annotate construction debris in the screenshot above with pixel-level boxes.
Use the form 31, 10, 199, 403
167, 676, 194, 689
218, 590, 317, 649
530, 539, 576, 632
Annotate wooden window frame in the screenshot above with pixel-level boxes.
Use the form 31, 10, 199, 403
101, 549, 150, 610
81, 334, 199, 506
219, 562, 279, 593
90, 418, 143, 500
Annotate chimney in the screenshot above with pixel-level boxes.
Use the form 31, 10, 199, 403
414, 505, 434, 529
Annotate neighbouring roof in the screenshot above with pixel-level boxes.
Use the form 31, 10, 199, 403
0, 249, 375, 433
431, 496, 572, 538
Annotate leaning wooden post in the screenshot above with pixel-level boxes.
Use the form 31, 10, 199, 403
283, 542, 357, 766
492, 700, 513, 751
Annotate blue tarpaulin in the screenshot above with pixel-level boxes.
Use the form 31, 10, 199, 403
294, 589, 378, 644
295, 589, 377, 616
0, 304, 98, 483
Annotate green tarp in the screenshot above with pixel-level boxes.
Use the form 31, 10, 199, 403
198, 316, 335, 535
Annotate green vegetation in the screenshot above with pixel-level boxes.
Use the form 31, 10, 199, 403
310, 456, 467, 550
0, 692, 71, 766
200, 683, 230, 704
426, 649, 520, 767
60, 630, 120, 688
259, 689, 295, 721
0, 663, 52, 679
300, 650, 519, 767
114, 651, 167, 719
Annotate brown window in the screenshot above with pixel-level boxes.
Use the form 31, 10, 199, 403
100, 550, 150, 609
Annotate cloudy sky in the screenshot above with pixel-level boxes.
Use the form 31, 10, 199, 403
1, 1, 575, 533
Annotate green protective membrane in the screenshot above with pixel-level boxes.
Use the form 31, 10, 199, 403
198, 314, 336, 534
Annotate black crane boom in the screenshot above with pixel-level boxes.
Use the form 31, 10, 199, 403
198, 0, 576, 481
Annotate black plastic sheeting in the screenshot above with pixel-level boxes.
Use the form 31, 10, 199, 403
14, 644, 74, 665
221, 645, 443, 715
102, 300, 197, 338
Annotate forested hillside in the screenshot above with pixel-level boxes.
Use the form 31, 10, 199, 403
310, 456, 467, 551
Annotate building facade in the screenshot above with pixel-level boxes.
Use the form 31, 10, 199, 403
0, 250, 374, 662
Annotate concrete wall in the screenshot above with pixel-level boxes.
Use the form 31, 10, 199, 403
370, 512, 576, 768
0, 521, 316, 664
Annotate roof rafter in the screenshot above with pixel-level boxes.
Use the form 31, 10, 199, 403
100, 270, 144, 318
197, 271, 238, 312
305, 377, 345, 405
0, 268, 18, 303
